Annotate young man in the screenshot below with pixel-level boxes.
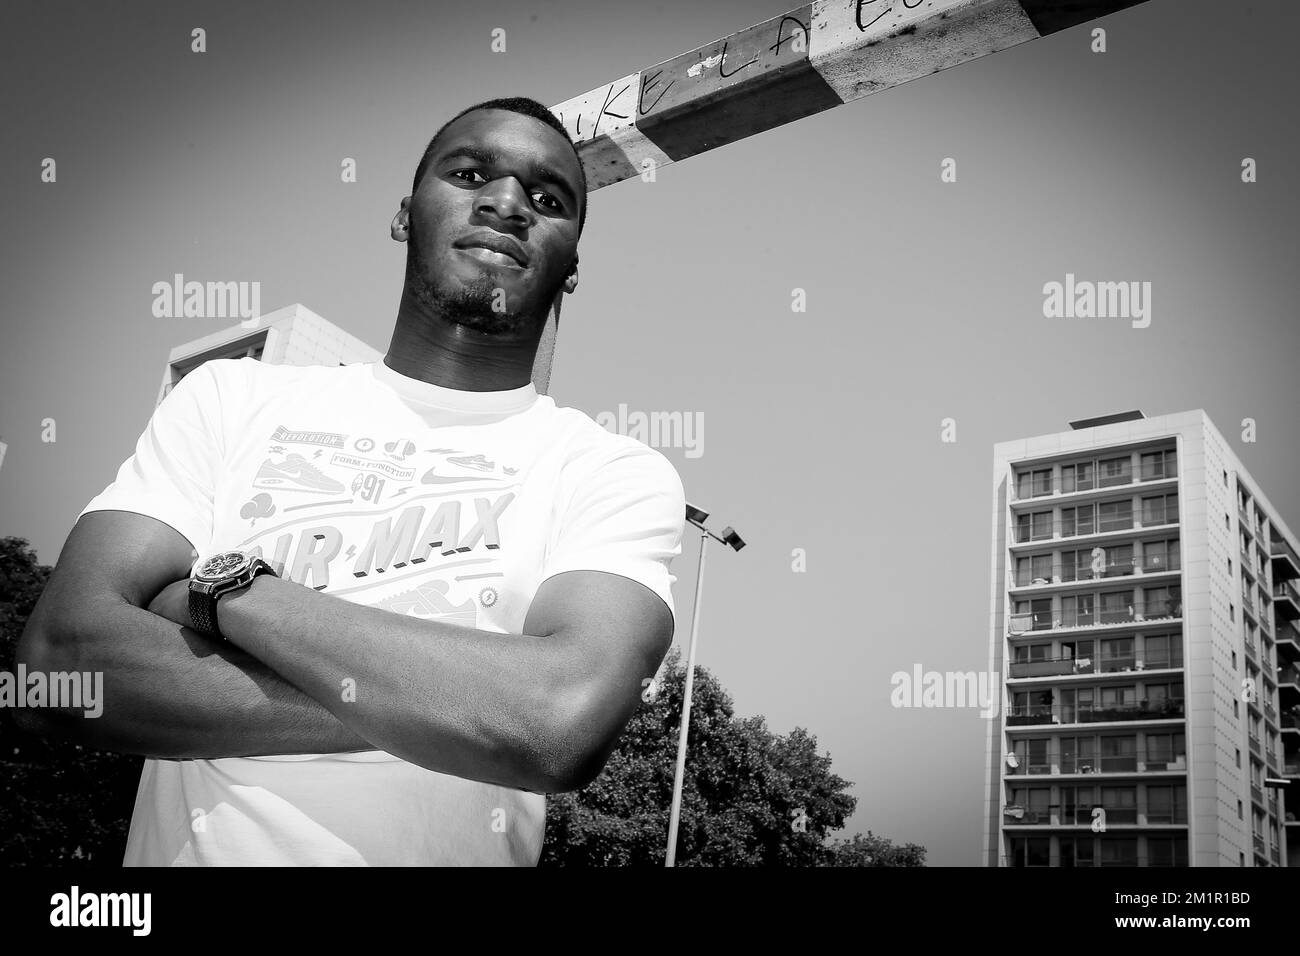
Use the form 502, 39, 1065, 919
16, 97, 686, 866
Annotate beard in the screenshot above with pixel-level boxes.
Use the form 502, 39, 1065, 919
406, 215, 561, 338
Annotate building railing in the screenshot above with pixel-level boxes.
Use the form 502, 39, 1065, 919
1012, 514, 1179, 544
1266, 749, 1278, 771
1008, 652, 1184, 679
1271, 845, 1281, 864
1251, 783, 1264, 806
1253, 833, 1265, 855
1282, 713, 1300, 731
1005, 750, 1187, 776
1271, 536, 1300, 573
1249, 735, 1261, 756
1275, 580, 1300, 605
1011, 554, 1181, 588
1279, 665, 1300, 686
1010, 603, 1182, 634
1011, 462, 1178, 502
1003, 805, 1154, 826
1006, 700, 1185, 726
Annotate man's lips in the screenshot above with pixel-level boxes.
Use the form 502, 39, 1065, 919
454, 234, 529, 267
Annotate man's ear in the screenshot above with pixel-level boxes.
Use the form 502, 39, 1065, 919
562, 255, 578, 295
390, 196, 411, 241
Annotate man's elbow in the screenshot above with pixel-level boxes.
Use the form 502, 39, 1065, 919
12, 611, 94, 740
527, 687, 622, 794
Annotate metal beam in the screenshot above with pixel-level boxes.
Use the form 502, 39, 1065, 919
529, 0, 1148, 392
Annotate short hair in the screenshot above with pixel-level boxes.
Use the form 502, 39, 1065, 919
411, 96, 587, 236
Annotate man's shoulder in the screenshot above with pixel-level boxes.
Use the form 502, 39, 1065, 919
199, 357, 364, 390
550, 406, 683, 491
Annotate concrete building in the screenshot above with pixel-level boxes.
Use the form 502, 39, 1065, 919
156, 303, 381, 407
983, 409, 1299, 867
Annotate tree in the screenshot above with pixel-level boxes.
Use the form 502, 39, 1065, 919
0, 536, 141, 865
541, 647, 924, 866
824, 831, 926, 867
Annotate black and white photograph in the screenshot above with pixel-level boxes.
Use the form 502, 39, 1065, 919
0, 0, 1294, 933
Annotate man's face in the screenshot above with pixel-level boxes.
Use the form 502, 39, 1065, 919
401, 109, 583, 337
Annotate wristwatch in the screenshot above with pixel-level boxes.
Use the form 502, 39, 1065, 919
188, 550, 277, 640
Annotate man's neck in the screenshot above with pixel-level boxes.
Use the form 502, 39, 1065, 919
384, 288, 545, 392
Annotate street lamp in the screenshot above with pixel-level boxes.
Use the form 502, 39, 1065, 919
665, 502, 745, 867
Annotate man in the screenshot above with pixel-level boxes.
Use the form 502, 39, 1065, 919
15, 96, 686, 866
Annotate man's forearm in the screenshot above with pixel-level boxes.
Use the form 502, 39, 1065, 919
18, 596, 373, 758
219, 575, 584, 792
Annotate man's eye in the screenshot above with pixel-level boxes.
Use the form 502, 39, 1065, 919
451, 169, 486, 183
533, 192, 561, 211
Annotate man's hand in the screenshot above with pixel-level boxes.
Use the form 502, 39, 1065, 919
148, 578, 191, 628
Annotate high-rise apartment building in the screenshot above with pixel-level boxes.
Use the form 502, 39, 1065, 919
984, 409, 1299, 867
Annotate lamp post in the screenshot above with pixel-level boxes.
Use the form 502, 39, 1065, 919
665, 502, 745, 867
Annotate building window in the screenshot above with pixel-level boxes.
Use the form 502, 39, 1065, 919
1017, 511, 1053, 543
1099, 456, 1133, 488
1141, 493, 1179, 527
1060, 837, 1094, 868
1146, 785, 1187, 824
1008, 837, 1050, 867
1147, 836, 1188, 866
1142, 538, 1179, 573
1099, 837, 1138, 866
1140, 449, 1177, 481
1143, 633, 1182, 670
1017, 468, 1053, 499
1098, 499, 1134, 533
1062, 462, 1095, 493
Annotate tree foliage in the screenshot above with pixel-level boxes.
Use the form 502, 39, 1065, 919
541, 647, 925, 866
0, 536, 141, 865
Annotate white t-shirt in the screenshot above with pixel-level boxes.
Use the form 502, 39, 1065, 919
77, 356, 685, 866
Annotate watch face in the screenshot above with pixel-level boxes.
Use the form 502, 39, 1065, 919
196, 550, 251, 580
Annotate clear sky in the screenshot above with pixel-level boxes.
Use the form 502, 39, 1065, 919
2, 0, 1298, 865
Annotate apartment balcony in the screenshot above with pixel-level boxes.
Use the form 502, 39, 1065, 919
1010, 463, 1177, 504
1008, 555, 1181, 594
1267, 748, 1278, 772
1249, 734, 1261, 757
1272, 536, 1300, 581
1007, 654, 1184, 681
1279, 623, 1300, 662
1284, 757, 1300, 777
1280, 666, 1300, 707
1244, 637, 1258, 664
1271, 844, 1281, 865
1251, 782, 1265, 807
1006, 700, 1185, 728
1253, 833, 1266, 855
1005, 750, 1187, 777
1002, 805, 1158, 827
1008, 604, 1183, 638
1011, 515, 1180, 548
1274, 580, 1300, 621
1282, 712, 1300, 736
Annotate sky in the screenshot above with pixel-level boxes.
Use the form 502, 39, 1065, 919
2, 0, 1298, 866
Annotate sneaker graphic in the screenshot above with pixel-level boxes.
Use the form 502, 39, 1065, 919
446, 453, 496, 471
420, 465, 498, 485
254, 454, 345, 494
369, 580, 478, 628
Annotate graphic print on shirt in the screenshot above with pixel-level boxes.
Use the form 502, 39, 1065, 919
232, 424, 525, 628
